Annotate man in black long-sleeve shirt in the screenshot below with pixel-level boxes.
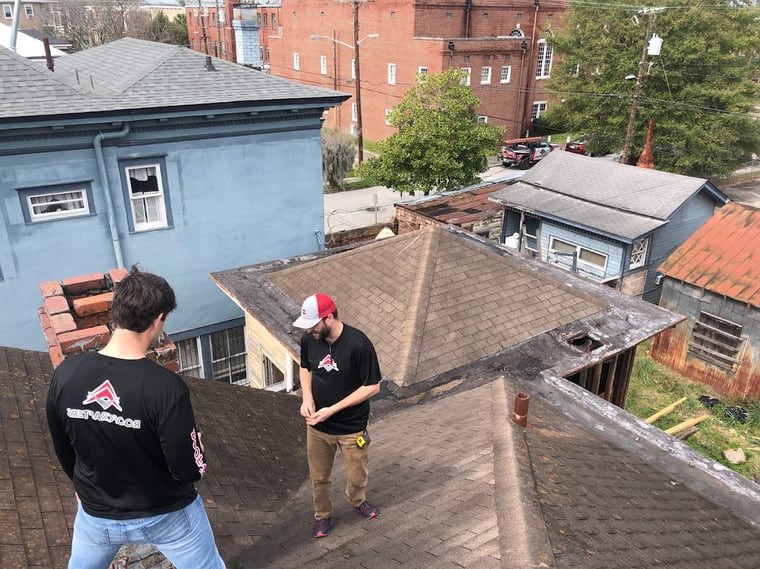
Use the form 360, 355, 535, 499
46, 267, 226, 569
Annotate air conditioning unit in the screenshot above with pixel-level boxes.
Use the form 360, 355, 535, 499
655, 273, 664, 285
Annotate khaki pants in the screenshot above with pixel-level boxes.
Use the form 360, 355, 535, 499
306, 426, 370, 520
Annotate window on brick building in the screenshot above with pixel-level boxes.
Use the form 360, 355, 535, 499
460, 67, 471, 86
531, 101, 547, 120
3, 4, 12, 18
320, 55, 328, 75
478, 116, 488, 123
18, 184, 93, 223
293, 52, 300, 70
262, 13, 267, 26
480, 66, 491, 84
121, 161, 171, 232
500, 65, 511, 84
352, 102, 358, 122
271, 13, 276, 29
536, 39, 553, 79
384, 109, 392, 126
418, 66, 428, 77
387, 63, 396, 85
25, 4, 33, 17
351, 58, 356, 80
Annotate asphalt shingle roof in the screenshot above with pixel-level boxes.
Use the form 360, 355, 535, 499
0, 38, 347, 120
490, 152, 726, 241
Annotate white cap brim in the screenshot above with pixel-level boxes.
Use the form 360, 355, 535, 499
293, 315, 322, 329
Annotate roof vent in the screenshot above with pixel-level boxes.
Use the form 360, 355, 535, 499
205, 56, 217, 71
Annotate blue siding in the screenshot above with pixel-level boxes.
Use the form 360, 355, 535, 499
0, 120, 326, 350
539, 222, 625, 282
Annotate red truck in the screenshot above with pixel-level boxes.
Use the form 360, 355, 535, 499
500, 136, 558, 169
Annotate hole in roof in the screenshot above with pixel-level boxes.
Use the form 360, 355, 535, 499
566, 333, 603, 352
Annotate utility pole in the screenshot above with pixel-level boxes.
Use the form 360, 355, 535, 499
620, 7, 663, 165
353, 0, 365, 163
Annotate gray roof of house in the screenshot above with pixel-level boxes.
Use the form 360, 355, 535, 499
490, 152, 727, 241
0, 37, 347, 121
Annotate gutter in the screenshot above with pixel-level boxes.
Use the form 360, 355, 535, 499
93, 124, 131, 269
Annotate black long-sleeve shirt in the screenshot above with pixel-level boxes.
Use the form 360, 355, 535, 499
46, 352, 206, 519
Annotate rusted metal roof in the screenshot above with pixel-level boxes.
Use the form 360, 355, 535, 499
659, 202, 760, 307
396, 183, 507, 226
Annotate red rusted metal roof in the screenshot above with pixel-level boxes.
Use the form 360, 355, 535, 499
397, 183, 507, 226
659, 202, 760, 307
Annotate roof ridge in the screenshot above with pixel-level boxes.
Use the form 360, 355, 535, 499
393, 228, 438, 387
112, 40, 182, 93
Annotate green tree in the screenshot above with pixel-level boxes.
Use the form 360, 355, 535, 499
544, 1, 760, 177
357, 69, 503, 195
167, 14, 189, 47
322, 129, 356, 191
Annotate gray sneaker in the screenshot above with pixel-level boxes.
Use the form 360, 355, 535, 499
313, 517, 332, 538
354, 501, 379, 519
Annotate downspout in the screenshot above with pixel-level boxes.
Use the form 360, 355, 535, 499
464, 0, 472, 38
93, 124, 131, 269
521, 0, 541, 137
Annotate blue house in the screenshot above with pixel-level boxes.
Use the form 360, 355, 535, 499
0, 38, 347, 382
490, 152, 728, 302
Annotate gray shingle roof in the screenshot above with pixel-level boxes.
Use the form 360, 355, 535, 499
0, 37, 348, 120
490, 152, 727, 241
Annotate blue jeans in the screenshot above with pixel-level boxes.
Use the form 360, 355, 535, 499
68, 495, 226, 569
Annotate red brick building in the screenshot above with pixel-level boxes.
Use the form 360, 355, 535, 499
187, 0, 566, 141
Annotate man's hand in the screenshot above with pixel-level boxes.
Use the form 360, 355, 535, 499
300, 397, 315, 418
305, 405, 335, 426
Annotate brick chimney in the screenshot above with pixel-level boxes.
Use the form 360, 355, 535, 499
38, 269, 179, 372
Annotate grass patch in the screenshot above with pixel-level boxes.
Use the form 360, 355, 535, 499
626, 342, 760, 482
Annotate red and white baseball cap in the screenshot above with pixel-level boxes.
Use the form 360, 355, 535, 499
293, 293, 337, 329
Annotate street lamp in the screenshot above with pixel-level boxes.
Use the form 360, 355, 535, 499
310, 17, 377, 163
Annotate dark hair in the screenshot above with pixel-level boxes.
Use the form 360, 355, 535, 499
111, 266, 177, 333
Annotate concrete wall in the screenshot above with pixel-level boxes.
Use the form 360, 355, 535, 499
0, 115, 325, 351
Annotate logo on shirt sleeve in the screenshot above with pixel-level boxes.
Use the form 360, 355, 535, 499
317, 354, 339, 372
82, 380, 123, 412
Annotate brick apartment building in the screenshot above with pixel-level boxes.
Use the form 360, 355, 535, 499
186, 0, 566, 142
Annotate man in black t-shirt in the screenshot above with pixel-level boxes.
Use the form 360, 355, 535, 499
294, 293, 382, 538
46, 267, 226, 569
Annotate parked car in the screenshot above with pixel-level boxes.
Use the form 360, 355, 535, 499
565, 140, 588, 155
500, 137, 558, 169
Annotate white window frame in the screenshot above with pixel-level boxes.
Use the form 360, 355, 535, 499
24, 4, 32, 17
629, 237, 649, 270
125, 164, 168, 232
210, 326, 247, 384
536, 38, 553, 79
320, 55, 328, 75
531, 101, 548, 120
480, 66, 492, 84
351, 102, 358, 122
387, 62, 396, 85
293, 52, 300, 71
477, 116, 488, 124
418, 66, 428, 81
384, 109, 392, 126
460, 67, 471, 86
263, 354, 285, 388
2, 4, 12, 18
500, 65, 511, 84
24, 188, 90, 222
351, 58, 356, 80
177, 337, 203, 378
549, 237, 608, 271
350, 123, 358, 135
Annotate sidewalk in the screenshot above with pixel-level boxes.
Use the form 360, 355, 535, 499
323, 164, 521, 233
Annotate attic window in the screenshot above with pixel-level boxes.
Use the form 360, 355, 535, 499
567, 333, 603, 352
688, 311, 742, 370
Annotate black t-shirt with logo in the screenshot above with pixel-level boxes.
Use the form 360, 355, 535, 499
300, 324, 382, 435
46, 352, 206, 520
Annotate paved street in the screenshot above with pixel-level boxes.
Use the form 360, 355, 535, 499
323, 164, 523, 233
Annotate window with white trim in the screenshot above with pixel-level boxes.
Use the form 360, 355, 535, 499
177, 337, 203, 378
2, 5, 12, 18
549, 237, 607, 270
480, 66, 491, 84
320, 55, 328, 75
124, 164, 168, 231
21, 186, 92, 223
477, 116, 488, 123
500, 65, 511, 84
629, 237, 649, 269
460, 67, 471, 86
418, 66, 428, 80
688, 312, 742, 370
25, 4, 33, 17
387, 63, 396, 85
351, 102, 358, 122
351, 58, 356, 80
263, 354, 285, 387
536, 39, 553, 79
384, 109, 392, 126
350, 123, 358, 135
211, 326, 247, 383
531, 101, 547, 120
293, 52, 300, 70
